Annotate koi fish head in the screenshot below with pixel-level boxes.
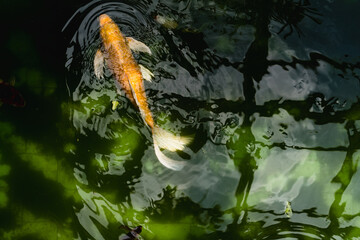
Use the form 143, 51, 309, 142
99, 14, 113, 27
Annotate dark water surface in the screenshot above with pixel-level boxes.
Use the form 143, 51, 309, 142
1, 0, 360, 239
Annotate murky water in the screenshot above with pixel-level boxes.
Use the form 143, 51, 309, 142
1, 0, 360, 239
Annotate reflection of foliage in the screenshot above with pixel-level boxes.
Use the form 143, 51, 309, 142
2, 209, 74, 240
271, 0, 322, 38
142, 186, 224, 239
0, 157, 10, 209
64, 0, 360, 238
0, 118, 78, 239
326, 121, 360, 237
193, 0, 322, 39
1, 0, 358, 239
179, 0, 360, 239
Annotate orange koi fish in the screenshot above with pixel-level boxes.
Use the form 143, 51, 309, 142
94, 14, 191, 170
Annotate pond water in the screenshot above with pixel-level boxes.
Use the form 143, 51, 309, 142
1, 0, 360, 239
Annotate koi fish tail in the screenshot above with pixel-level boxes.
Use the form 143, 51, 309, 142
152, 126, 192, 171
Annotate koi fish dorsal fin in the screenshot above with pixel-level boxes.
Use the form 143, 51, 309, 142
126, 37, 152, 55
139, 64, 154, 82
94, 49, 105, 79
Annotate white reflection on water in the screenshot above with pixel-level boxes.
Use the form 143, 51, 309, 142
131, 141, 240, 210
248, 108, 352, 230
315, 61, 360, 107
248, 148, 345, 228
76, 186, 122, 240
252, 109, 349, 148
266, 34, 360, 110
268, 35, 297, 62
256, 64, 316, 105
149, 64, 245, 101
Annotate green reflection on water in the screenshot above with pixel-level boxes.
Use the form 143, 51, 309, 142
2, 208, 74, 240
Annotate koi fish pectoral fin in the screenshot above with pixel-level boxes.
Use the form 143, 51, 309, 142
94, 49, 105, 79
139, 64, 154, 82
126, 37, 152, 55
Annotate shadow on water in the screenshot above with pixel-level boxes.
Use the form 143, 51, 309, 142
1, 0, 360, 239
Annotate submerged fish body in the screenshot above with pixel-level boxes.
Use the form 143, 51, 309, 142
98, 14, 153, 127
96, 14, 191, 170
0, 81, 25, 107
